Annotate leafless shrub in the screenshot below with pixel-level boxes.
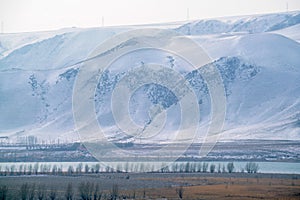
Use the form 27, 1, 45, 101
110, 184, 118, 200
65, 183, 73, 200
176, 185, 184, 199
49, 187, 57, 200
79, 182, 94, 200
37, 184, 46, 200
28, 184, 35, 200
0, 185, 8, 200
93, 183, 102, 200
20, 183, 29, 200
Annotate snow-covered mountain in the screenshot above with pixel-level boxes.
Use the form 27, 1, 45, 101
176, 11, 300, 35
0, 11, 299, 142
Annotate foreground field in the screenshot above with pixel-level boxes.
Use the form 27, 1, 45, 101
1, 173, 300, 200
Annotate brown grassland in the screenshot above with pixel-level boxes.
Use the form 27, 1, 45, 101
136, 176, 300, 199
1, 173, 300, 200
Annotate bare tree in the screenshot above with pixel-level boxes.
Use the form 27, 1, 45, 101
0, 185, 8, 200
227, 162, 234, 173
124, 162, 129, 173
67, 166, 74, 175
4, 166, 9, 176
197, 162, 202, 172
37, 185, 46, 200
210, 164, 216, 173
34, 163, 39, 175
95, 164, 100, 174
190, 162, 197, 173
105, 166, 110, 173
79, 182, 94, 200
222, 164, 226, 173
28, 184, 35, 200
116, 164, 122, 173
42, 164, 51, 174
28, 164, 32, 175
85, 164, 90, 174
202, 162, 208, 173
185, 162, 190, 173
49, 188, 57, 200
176, 185, 184, 199
110, 184, 118, 200
39, 164, 44, 174
217, 163, 221, 173
172, 163, 178, 173
76, 163, 83, 174
132, 190, 136, 199
93, 183, 102, 200
253, 163, 259, 173
110, 167, 115, 173
10, 165, 15, 175
161, 165, 169, 173
52, 165, 57, 175
79, 182, 88, 200
65, 183, 73, 200
19, 164, 24, 175
20, 183, 29, 200
143, 188, 146, 199
89, 182, 95, 200
179, 163, 185, 173
58, 165, 63, 175
245, 162, 259, 173
23, 165, 27, 175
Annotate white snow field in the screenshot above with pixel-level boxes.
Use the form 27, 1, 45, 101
0, 11, 299, 142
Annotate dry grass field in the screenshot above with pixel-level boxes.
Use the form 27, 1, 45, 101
136, 176, 300, 199
1, 173, 299, 199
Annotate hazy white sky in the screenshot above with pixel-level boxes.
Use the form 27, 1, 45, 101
0, 0, 300, 33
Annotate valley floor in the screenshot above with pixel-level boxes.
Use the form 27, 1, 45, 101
1, 140, 299, 162
1, 172, 300, 200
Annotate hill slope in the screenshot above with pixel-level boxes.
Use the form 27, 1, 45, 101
0, 11, 299, 142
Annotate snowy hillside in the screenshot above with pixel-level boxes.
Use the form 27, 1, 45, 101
0, 11, 299, 142
176, 11, 300, 35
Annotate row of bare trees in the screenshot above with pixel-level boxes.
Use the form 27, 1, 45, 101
160, 162, 257, 174
0, 181, 186, 200
245, 162, 259, 173
0, 162, 259, 175
0, 163, 62, 176
0, 182, 119, 200
18, 183, 57, 200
